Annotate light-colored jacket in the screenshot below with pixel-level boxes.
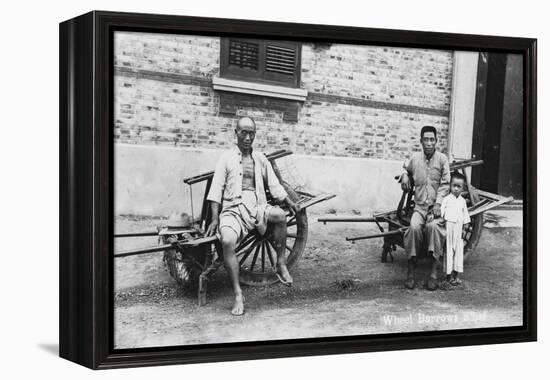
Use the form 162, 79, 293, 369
206, 147, 288, 210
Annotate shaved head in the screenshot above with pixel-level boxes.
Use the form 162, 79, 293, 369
235, 116, 256, 153
236, 116, 256, 131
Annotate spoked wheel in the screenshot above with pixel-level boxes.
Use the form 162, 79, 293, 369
219, 184, 308, 286
162, 238, 211, 288
462, 184, 483, 261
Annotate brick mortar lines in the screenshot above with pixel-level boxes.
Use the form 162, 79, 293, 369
114, 66, 449, 117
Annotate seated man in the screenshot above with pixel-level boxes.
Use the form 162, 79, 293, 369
399, 125, 450, 291
206, 116, 301, 315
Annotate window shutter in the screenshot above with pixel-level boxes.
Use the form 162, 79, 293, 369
265, 44, 296, 76
228, 40, 260, 71
220, 38, 301, 88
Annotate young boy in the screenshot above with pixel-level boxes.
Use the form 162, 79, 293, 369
440, 172, 471, 285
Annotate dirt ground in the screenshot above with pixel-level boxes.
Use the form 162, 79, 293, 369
114, 213, 523, 349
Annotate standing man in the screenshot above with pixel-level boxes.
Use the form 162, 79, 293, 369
399, 126, 450, 291
205, 116, 301, 315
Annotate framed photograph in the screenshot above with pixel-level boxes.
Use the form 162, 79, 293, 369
59, 11, 537, 369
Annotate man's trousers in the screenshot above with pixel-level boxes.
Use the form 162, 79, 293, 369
404, 209, 446, 260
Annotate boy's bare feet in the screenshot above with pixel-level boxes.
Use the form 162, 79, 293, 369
450, 271, 462, 286
231, 293, 245, 316
450, 277, 462, 286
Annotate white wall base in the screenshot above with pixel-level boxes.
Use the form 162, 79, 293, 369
115, 144, 405, 216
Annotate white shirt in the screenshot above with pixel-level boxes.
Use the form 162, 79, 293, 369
441, 193, 471, 224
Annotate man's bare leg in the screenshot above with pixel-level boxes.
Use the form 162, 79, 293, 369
426, 219, 445, 291
220, 228, 244, 315
429, 255, 439, 278
425, 253, 439, 291
404, 212, 424, 289
405, 257, 417, 289
268, 208, 293, 285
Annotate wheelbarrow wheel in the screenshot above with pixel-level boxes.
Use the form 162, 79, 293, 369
163, 244, 211, 288
463, 185, 484, 261
221, 183, 308, 286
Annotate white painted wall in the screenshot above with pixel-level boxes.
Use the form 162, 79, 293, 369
115, 144, 404, 216
114, 53, 480, 217
448, 51, 479, 164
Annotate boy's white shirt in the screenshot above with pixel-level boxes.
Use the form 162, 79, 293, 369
441, 193, 471, 224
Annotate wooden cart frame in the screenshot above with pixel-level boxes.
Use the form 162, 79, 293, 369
319, 158, 514, 262
115, 149, 335, 305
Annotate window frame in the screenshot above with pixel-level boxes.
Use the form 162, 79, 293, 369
220, 37, 302, 88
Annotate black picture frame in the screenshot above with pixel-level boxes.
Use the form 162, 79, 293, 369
59, 10, 537, 369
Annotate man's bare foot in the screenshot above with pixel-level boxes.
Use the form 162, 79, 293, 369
231, 293, 245, 316
405, 258, 416, 289
404, 276, 415, 289
426, 276, 438, 291
276, 264, 293, 286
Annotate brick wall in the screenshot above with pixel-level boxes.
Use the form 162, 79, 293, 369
114, 32, 452, 160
